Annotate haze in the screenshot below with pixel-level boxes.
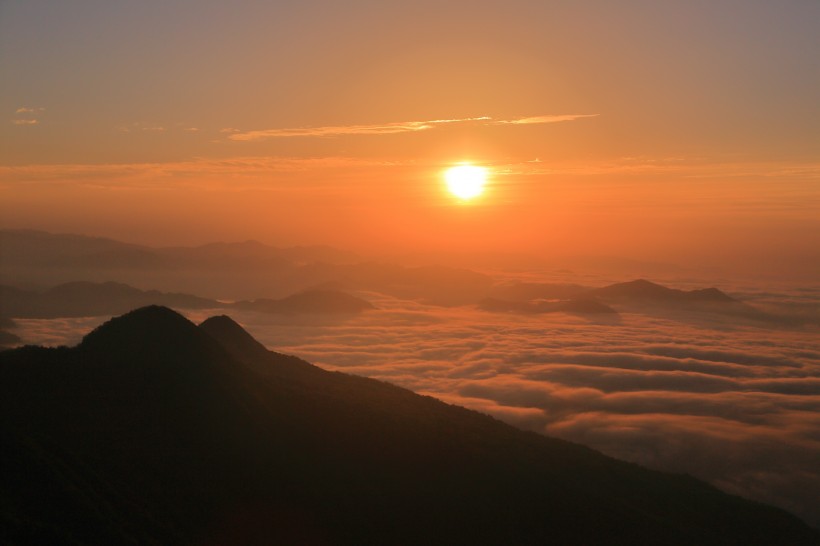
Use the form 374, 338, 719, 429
1, 1, 818, 278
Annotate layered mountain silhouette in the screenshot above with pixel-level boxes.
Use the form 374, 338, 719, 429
0, 229, 359, 270
0, 282, 374, 320
0, 281, 219, 318
1, 306, 817, 545
0, 229, 490, 303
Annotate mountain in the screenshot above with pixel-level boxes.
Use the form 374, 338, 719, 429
0, 229, 359, 272
0, 229, 487, 302
0, 281, 219, 318
233, 289, 375, 315
0, 282, 373, 320
1, 307, 817, 545
586, 279, 738, 304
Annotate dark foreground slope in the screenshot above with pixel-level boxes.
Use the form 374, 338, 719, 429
1, 307, 817, 546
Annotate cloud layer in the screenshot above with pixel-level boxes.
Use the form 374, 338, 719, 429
207, 291, 820, 527
11, 286, 820, 527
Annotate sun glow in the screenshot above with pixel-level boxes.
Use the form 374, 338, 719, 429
444, 165, 488, 200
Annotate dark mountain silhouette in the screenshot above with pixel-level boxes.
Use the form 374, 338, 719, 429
1, 306, 817, 545
0, 281, 219, 318
586, 279, 738, 304
479, 297, 617, 315
234, 289, 375, 315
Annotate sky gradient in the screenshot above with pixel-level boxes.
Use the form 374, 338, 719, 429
1, 0, 818, 278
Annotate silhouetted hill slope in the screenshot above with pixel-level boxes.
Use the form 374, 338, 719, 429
1, 307, 818, 545
199, 314, 272, 365
234, 289, 375, 315
0, 281, 219, 318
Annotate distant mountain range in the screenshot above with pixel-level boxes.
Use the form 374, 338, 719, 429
1, 277, 761, 326
0, 229, 361, 270
0, 281, 374, 319
0, 229, 493, 303
477, 279, 770, 323
1, 306, 816, 545
2, 230, 772, 320
585, 279, 738, 304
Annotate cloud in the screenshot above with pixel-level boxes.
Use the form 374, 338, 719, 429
228, 114, 596, 141
0, 156, 399, 188
7, 282, 820, 526
228, 117, 492, 141
12, 106, 44, 125
494, 114, 599, 125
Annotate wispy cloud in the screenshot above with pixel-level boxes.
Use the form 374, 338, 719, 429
117, 122, 168, 133
494, 114, 599, 125
228, 114, 597, 141
11, 106, 44, 126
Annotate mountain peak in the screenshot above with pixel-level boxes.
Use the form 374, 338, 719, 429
199, 314, 271, 365
79, 305, 218, 361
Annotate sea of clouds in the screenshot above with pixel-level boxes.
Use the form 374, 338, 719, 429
12, 283, 820, 527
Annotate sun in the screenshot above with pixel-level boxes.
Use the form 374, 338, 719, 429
444, 164, 489, 200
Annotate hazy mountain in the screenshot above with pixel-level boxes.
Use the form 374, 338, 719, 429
0, 230, 488, 302
0, 229, 358, 273
586, 279, 738, 304
0, 229, 149, 268
234, 289, 375, 315
1, 306, 817, 545
0, 281, 219, 318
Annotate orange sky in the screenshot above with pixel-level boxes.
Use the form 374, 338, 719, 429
1, 1, 818, 278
